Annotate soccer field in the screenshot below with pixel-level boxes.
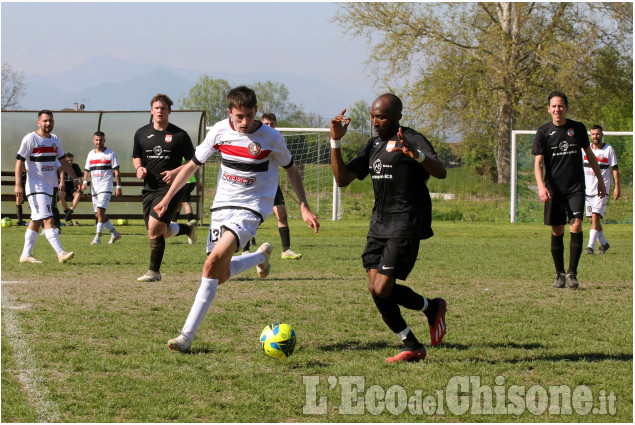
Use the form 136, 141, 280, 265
1, 219, 632, 422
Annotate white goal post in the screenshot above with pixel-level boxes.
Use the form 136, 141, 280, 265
510, 130, 633, 223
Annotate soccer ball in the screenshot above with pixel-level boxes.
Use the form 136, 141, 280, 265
116, 219, 128, 225
1, 217, 12, 228
259, 322, 296, 359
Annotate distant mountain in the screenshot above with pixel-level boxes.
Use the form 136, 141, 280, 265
19, 56, 375, 118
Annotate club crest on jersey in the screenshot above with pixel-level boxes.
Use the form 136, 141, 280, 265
567, 128, 574, 137
372, 159, 383, 174
386, 141, 396, 152
165, 135, 173, 143
153, 146, 163, 155
248, 142, 262, 156
558, 141, 569, 152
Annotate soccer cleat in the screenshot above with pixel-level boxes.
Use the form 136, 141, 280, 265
598, 242, 610, 254
73, 220, 80, 226
64, 209, 73, 222
58, 251, 74, 263
137, 270, 162, 282
167, 334, 192, 352
55, 227, 61, 235
186, 220, 197, 245
256, 242, 273, 278
108, 232, 121, 244
66, 220, 74, 227
16, 221, 28, 226
425, 298, 447, 346
386, 346, 427, 363
566, 272, 579, 289
553, 273, 566, 288
19, 255, 42, 264
585, 247, 594, 255
281, 249, 302, 260
90, 236, 101, 245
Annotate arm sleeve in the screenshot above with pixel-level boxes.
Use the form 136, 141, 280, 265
345, 141, 372, 180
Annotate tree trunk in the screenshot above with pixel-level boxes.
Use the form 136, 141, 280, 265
495, 98, 512, 184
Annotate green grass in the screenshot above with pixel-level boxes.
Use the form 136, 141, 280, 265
1, 217, 632, 422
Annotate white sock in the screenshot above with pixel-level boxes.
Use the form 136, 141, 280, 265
181, 277, 219, 340
104, 220, 115, 232
588, 229, 599, 249
397, 326, 411, 341
22, 228, 39, 257
44, 228, 64, 254
598, 231, 607, 245
229, 252, 265, 279
168, 222, 179, 238
421, 297, 429, 312
96, 222, 105, 235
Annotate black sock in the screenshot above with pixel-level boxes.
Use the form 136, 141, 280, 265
186, 213, 194, 222
551, 233, 565, 274
279, 226, 291, 252
568, 232, 583, 274
391, 284, 425, 311
16, 204, 22, 222
149, 236, 166, 272
177, 223, 190, 236
373, 293, 422, 349
175, 212, 181, 222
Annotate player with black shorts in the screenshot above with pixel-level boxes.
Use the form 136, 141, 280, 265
133, 94, 198, 282
59, 152, 83, 225
533, 91, 606, 289
329, 94, 448, 363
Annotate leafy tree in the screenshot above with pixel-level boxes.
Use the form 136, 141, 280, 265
178, 75, 230, 125
348, 100, 371, 135
334, 3, 633, 183
2, 62, 26, 110
252, 80, 301, 119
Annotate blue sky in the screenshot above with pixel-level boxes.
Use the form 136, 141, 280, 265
1, 2, 379, 105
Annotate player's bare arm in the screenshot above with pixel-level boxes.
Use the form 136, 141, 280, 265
154, 160, 199, 217
534, 155, 551, 202
114, 169, 122, 197
14, 159, 24, 203
396, 127, 447, 179
81, 170, 90, 192
59, 156, 80, 189
330, 109, 357, 187
583, 147, 606, 198
133, 157, 147, 180
612, 166, 620, 201
285, 165, 320, 234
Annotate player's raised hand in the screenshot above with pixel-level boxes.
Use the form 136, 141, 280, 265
389, 127, 418, 160
330, 109, 351, 141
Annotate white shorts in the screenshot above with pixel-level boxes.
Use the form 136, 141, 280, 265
92, 192, 112, 212
206, 208, 261, 254
27, 193, 54, 221
585, 195, 607, 218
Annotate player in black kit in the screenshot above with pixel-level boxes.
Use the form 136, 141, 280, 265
533, 91, 606, 289
330, 94, 448, 363
133, 94, 198, 282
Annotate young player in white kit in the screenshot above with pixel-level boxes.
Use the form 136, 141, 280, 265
153, 86, 320, 352
583, 125, 620, 254
82, 131, 122, 245
15, 110, 78, 264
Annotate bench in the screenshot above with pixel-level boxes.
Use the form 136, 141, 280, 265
1, 171, 201, 221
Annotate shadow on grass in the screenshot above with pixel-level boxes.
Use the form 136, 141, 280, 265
468, 352, 633, 364
317, 340, 393, 352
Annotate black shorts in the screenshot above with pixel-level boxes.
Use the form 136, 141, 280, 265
274, 185, 285, 206
182, 182, 196, 203
544, 192, 585, 225
62, 181, 76, 201
142, 186, 185, 227
362, 237, 420, 281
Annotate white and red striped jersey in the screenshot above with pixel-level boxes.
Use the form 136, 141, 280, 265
85, 147, 120, 195
193, 119, 293, 220
16, 131, 65, 196
583, 144, 617, 196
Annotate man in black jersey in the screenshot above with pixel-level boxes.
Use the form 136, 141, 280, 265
58, 152, 83, 225
133, 94, 198, 282
329, 94, 448, 363
532, 91, 605, 289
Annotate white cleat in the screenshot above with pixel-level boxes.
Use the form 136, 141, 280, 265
90, 236, 101, 245
137, 270, 162, 282
167, 334, 192, 352
186, 220, 197, 245
58, 251, 74, 263
256, 242, 273, 278
19, 255, 42, 264
108, 232, 121, 244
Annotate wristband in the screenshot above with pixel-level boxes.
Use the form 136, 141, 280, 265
136, 165, 142, 170
73, 178, 79, 182
416, 150, 426, 163
330, 138, 342, 149
116, 185, 122, 189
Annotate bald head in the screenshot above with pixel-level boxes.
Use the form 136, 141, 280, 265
373, 93, 403, 115
370, 93, 403, 139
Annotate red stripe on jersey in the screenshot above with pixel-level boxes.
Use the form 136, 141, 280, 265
218, 144, 271, 160
32, 146, 58, 154
89, 159, 112, 165
596, 157, 609, 164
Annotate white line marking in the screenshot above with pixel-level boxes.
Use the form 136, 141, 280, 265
2, 289, 62, 422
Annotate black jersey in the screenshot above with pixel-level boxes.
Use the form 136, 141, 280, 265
345, 127, 438, 240
532, 119, 589, 195
62, 163, 82, 183
133, 123, 195, 192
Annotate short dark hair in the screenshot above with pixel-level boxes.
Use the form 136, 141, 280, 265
64, 152, 74, 158
38, 109, 54, 118
548, 91, 568, 106
261, 112, 277, 122
150, 94, 173, 108
591, 125, 603, 132
227, 86, 258, 111
94, 131, 105, 138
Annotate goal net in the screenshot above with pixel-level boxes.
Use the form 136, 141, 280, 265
511, 130, 633, 223
200, 127, 341, 225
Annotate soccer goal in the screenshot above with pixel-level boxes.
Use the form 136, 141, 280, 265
200, 127, 342, 225
510, 130, 633, 223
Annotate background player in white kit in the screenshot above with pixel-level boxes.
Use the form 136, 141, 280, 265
153, 86, 319, 352
81, 131, 122, 245
583, 125, 620, 254
15, 110, 78, 264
